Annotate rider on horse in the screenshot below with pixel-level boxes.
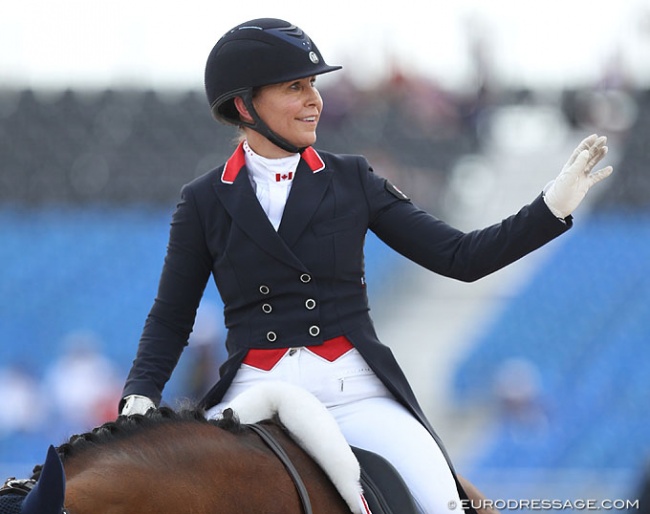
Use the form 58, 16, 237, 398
119, 17, 612, 513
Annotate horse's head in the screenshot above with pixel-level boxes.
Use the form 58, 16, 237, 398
0, 445, 66, 514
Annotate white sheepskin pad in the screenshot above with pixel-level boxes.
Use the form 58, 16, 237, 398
224, 381, 368, 514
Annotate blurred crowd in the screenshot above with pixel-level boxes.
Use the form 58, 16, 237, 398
0, 330, 121, 441
0, 299, 226, 442
0, 56, 644, 213
1, 43, 649, 497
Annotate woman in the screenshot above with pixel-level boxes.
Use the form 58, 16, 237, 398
120, 18, 612, 513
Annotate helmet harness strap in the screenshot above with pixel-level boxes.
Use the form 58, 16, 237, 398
240, 91, 305, 155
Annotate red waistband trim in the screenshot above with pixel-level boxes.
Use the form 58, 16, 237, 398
242, 335, 354, 371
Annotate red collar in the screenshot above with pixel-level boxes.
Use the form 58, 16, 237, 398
221, 142, 325, 184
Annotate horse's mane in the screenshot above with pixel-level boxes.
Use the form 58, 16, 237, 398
30, 406, 244, 480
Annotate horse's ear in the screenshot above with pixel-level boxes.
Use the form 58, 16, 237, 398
21, 446, 66, 514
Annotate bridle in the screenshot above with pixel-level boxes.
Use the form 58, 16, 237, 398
0, 477, 35, 497
248, 423, 313, 514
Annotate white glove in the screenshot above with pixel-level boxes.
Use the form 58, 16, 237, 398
543, 134, 614, 219
121, 394, 156, 416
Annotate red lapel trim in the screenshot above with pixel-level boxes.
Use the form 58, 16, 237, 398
221, 144, 325, 184
221, 141, 246, 184
301, 146, 326, 173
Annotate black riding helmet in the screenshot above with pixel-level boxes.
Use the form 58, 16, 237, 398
204, 18, 342, 153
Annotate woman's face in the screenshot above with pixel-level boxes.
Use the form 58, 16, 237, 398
247, 76, 323, 157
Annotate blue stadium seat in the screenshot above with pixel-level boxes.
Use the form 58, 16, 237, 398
0, 206, 403, 474
452, 213, 650, 476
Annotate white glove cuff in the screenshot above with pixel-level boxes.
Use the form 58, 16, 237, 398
121, 394, 155, 416
542, 180, 567, 219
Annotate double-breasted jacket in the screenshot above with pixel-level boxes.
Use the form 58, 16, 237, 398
123, 142, 570, 486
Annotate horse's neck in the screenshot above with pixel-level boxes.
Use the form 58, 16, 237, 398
61, 424, 243, 513
62, 422, 350, 514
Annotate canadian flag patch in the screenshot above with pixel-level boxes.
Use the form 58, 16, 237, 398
275, 172, 294, 182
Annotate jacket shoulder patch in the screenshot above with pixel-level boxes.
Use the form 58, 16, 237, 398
385, 180, 409, 201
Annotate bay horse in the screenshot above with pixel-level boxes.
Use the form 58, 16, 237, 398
0, 382, 419, 514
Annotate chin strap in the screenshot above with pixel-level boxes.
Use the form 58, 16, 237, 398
240, 91, 305, 154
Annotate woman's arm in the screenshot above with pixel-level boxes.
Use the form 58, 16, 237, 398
121, 183, 213, 407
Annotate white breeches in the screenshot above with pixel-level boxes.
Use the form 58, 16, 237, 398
206, 348, 461, 514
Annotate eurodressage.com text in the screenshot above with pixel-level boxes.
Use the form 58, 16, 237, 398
448, 498, 640, 510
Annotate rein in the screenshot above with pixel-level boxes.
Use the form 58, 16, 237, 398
248, 423, 313, 514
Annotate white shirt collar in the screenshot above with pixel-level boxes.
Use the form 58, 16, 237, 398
243, 140, 300, 185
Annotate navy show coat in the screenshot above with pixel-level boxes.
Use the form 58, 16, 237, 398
122, 142, 570, 488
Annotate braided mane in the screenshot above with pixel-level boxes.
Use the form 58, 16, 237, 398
30, 406, 243, 480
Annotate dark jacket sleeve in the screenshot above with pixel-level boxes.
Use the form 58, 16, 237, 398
121, 183, 213, 405
361, 161, 571, 282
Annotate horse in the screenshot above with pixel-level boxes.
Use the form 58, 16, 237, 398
0, 382, 418, 514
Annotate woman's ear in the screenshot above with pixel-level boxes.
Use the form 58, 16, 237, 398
234, 96, 254, 124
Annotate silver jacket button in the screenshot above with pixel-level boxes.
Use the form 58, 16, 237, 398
300, 274, 312, 283
266, 331, 277, 342
308, 325, 320, 337
305, 299, 316, 310
259, 285, 270, 295
262, 303, 273, 314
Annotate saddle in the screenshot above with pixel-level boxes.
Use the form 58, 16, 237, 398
352, 446, 419, 514
228, 382, 421, 514
249, 422, 418, 514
